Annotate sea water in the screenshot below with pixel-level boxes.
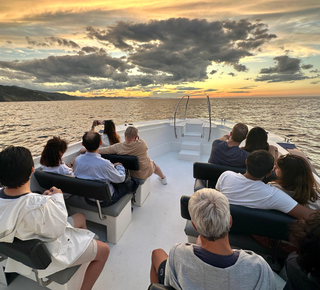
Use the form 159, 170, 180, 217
0, 96, 319, 171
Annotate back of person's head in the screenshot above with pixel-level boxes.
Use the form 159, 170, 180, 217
103, 120, 120, 145
246, 150, 274, 178
231, 123, 248, 143
188, 188, 231, 241
291, 211, 320, 280
243, 127, 269, 153
276, 154, 320, 205
40, 136, 68, 167
82, 131, 101, 152
0, 146, 34, 189
125, 126, 139, 140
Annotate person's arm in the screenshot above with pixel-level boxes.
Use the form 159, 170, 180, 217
219, 134, 230, 141
106, 162, 126, 183
287, 204, 315, 220
25, 188, 68, 239
98, 143, 118, 155
90, 120, 99, 132
268, 145, 279, 160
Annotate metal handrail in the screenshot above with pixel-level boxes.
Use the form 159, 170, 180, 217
206, 95, 212, 142
174, 95, 189, 138
173, 95, 212, 141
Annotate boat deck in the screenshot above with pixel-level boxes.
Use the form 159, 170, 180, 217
0, 152, 209, 290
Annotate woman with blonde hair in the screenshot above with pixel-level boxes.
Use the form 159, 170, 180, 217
270, 154, 320, 209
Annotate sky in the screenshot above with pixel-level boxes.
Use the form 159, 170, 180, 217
0, 0, 319, 98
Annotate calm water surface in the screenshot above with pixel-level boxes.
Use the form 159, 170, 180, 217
0, 96, 319, 171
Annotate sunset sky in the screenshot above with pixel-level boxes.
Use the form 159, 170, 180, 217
0, 0, 319, 98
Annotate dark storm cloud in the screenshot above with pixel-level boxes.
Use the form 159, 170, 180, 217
87, 18, 276, 83
26, 36, 48, 47
255, 55, 314, 83
46, 37, 80, 48
301, 64, 313, 70
0, 53, 132, 83
81, 46, 100, 53
2, 18, 278, 92
26, 36, 80, 48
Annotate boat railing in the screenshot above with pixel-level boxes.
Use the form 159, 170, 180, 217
173, 95, 212, 141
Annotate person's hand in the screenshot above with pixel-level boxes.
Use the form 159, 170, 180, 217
114, 162, 123, 167
43, 186, 62, 196
92, 120, 99, 127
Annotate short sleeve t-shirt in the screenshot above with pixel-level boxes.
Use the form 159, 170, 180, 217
216, 171, 297, 213
208, 140, 249, 168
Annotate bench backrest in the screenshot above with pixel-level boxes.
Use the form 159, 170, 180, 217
33, 171, 111, 202
193, 162, 246, 188
180, 195, 295, 241
101, 154, 139, 170
0, 238, 51, 270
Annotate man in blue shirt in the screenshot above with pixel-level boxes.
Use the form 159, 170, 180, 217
208, 123, 249, 168
74, 131, 127, 206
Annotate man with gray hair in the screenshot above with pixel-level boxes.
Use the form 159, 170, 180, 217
150, 188, 275, 289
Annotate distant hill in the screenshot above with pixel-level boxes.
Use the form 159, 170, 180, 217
0, 85, 107, 102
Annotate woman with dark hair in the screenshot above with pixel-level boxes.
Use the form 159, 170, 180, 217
284, 211, 320, 289
242, 127, 278, 159
40, 136, 73, 175
91, 120, 121, 147
270, 154, 320, 209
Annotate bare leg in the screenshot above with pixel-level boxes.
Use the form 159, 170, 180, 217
154, 164, 165, 179
150, 248, 168, 284
81, 241, 110, 290
71, 212, 87, 229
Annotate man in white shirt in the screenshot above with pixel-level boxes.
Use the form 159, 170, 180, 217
216, 150, 314, 220
74, 131, 127, 206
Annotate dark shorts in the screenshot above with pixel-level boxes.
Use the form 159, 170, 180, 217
157, 259, 167, 284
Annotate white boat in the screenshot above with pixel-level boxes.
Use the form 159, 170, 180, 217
0, 97, 317, 290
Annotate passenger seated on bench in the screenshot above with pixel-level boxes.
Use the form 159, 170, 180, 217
98, 126, 167, 186
208, 123, 249, 168
241, 127, 278, 160
90, 119, 121, 147
269, 154, 320, 210
216, 150, 315, 220
284, 211, 320, 289
40, 136, 74, 175
150, 188, 276, 290
74, 131, 128, 206
0, 146, 109, 290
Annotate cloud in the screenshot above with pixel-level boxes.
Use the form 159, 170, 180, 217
204, 89, 218, 92
26, 36, 80, 49
231, 90, 250, 93
0, 52, 132, 83
255, 55, 313, 83
46, 37, 80, 48
210, 70, 218, 74
301, 64, 313, 70
87, 18, 276, 83
228, 72, 236, 77
175, 86, 200, 90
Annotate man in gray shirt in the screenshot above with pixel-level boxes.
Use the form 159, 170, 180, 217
150, 188, 276, 290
